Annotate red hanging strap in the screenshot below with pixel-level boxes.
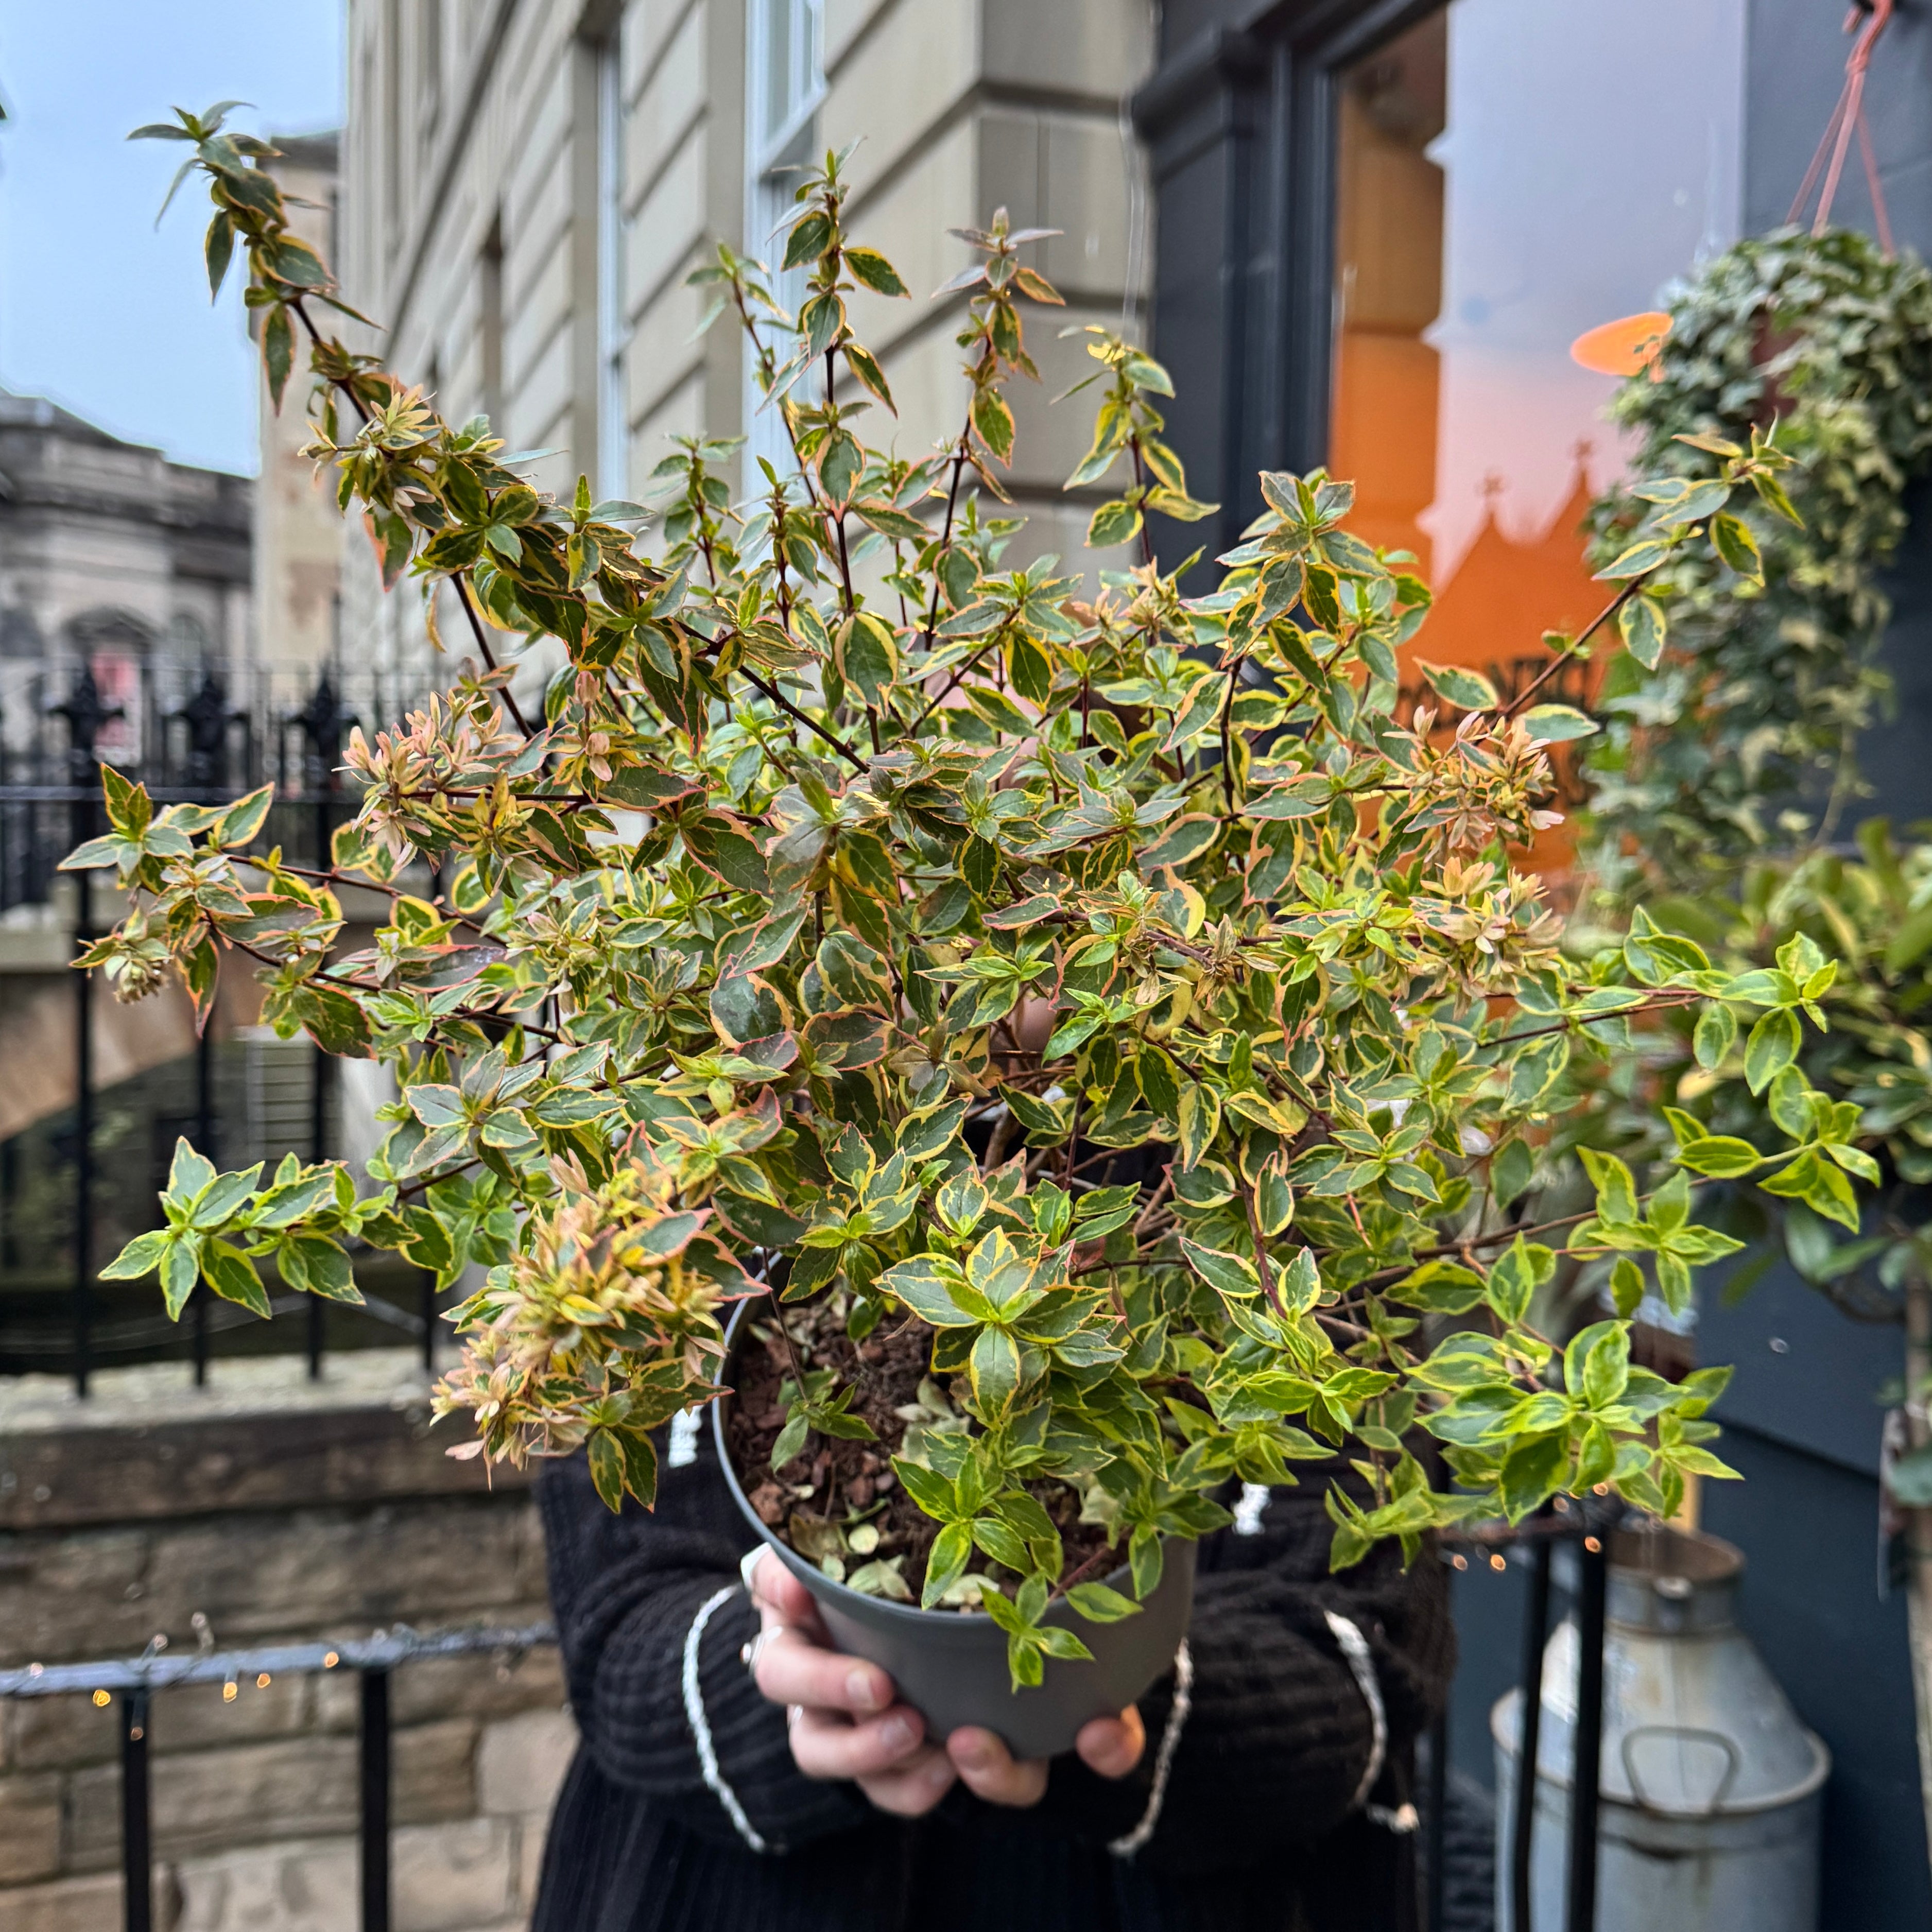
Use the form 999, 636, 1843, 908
1786, 0, 1895, 255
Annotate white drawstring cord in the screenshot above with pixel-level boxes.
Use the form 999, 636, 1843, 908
1325, 1609, 1413, 1830
1108, 1640, 1194, 1859
682, 1585, 773, 1854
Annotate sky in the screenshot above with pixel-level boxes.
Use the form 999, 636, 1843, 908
0, 1, 344, 477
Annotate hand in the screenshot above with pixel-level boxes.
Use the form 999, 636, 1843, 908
745, 1549, 1147, 1815
943, 1707, 1146, 1808
746, 1547, 956, 1816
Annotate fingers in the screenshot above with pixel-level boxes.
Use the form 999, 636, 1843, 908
856, 1746, 959, 1818
745, 1548, 821, 1630
789, 1700, 931, 1781
1075, 1706, 1146, 1781
945, 1727, 1049, 1808
753, 1627, 897, 1717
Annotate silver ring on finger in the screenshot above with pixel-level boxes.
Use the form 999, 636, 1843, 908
786, 1703, 804, 1731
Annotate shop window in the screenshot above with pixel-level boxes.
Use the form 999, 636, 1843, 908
745, 0, 824, 479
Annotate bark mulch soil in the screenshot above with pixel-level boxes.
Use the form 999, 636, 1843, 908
722, 1296, 1117, 1606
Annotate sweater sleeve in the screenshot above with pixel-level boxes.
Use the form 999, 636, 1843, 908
1028, 1475, 1455, 1873
537, 1430, 874, 1853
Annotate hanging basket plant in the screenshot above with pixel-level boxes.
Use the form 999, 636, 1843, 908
1581, 224, 1932, 901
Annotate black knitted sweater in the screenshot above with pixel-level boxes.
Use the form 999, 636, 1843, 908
531, 1418, 1454, 1932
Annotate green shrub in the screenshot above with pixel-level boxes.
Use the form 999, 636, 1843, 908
69, 106, 1831, 1687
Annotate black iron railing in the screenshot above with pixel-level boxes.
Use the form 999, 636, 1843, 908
0, 1623, 557, 1932
1429, 1507, 1612, 1932
0, 654, 438, 1392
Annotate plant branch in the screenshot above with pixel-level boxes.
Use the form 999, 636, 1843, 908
454, 577, 537, 737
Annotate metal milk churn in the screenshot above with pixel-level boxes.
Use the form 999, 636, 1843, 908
1491, 1525, 1829, 1931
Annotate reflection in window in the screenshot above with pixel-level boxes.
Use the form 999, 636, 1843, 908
745, 0, 824, 479
1329, 0, 1744, 865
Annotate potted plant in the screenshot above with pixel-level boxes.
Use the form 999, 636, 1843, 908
72, 106, 1832, 1749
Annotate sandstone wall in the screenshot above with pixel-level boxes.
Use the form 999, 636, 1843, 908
0, 1352, 574, 1932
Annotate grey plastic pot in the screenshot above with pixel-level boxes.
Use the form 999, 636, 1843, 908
713, 1303, 1195, 1760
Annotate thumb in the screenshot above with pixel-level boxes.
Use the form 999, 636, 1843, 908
748, 1545, 819, 1626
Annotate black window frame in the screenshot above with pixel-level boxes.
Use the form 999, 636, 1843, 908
1133, 0, 1445, 567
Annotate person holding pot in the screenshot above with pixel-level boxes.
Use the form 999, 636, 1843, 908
530, 1412, 1454, 1932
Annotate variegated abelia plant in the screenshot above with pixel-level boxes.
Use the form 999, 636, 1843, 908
71, 106, 1832, 1687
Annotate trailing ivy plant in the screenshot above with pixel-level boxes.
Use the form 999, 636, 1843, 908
67, 104, 1833, 1689
1580, 225, 1932, 901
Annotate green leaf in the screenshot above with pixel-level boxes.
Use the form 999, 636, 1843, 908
1618, 594, 1667, 670
1136, 1044, 1182, 1120
971, 1516, 1034, 1573
201, 1240, 271, 1319
843, 247, 908, 297
620, 1431, 660, 1510
160, 1237, 201, 1320
214, 785, 274, 849
1677, 1135, 1763, 1179
588, 1429, 627, 1511
921, 1521, 974, 1607
263, 303, 295, 410
771, 1409, 812, 1470
1392, 1260, 1486, 1315
836, 611, 898, 711
1086, 498, 1142, 549
1520, 704, 1598, 743
1596, 536, 1672, 581
1035, 1625, 1095, 1664
1491, 1138, 1535, 1210
1745, 1008, 1801, 1095
1884, 902, 1932, 976
893, 1457, 960, 1520
1486, 1237, 1556, 1325
1566, 1320, 1630, 1408
1177, 1084, 1222, 1170
1179, 1237, 1261, 1299
1709, 513, 1763, 583
1140, 815, 1219, 873
782, 211, 833, 269
1609, 1256, 1646, 1319
973, 388, 1015, 462
204, 212, 236, 300
880, 1257, 979, 1327
969, 1325, 1023, 1416
1129, 1526, 1163, 1599
1416, 661, 1498, 712
101, 1229, 170, 1283
1578, 1147, 1640, 1226
167, 1138, 218, 1205
1499, 1431, 1569, 1521
1065, 1580, 1142, 1623
1694, 1002, 1737, 1070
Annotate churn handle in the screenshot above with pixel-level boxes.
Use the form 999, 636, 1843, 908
1619, 1724, 1740, 1816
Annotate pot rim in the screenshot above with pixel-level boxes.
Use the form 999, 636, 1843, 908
711, 1296, 1161, 1631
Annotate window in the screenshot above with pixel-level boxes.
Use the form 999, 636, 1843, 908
595, 28, 629, 500
744, 0, 824, 478
479, 213, 506, 436
1326, 0, 1744, 864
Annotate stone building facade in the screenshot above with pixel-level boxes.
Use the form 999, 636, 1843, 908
337, 0, 1158, 682
0, 387, 252, 758
256, 133, 349, 677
